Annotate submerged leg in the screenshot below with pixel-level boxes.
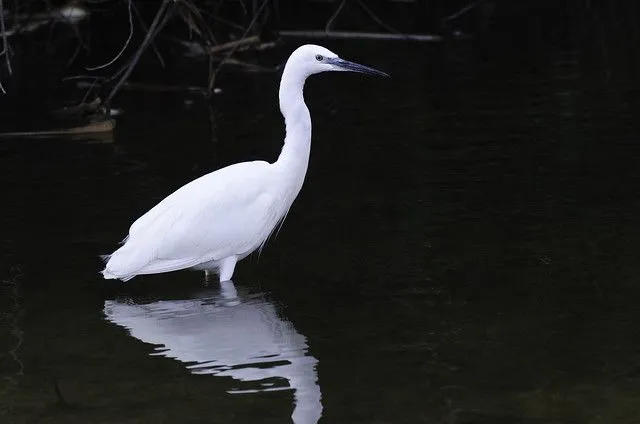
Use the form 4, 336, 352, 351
219, 279, 240, 306
204, 269, 216, 285
218, 256, 238, 282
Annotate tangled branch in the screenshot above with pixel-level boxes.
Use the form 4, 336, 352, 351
104, 0, 174, 107
208, 0, 270, 93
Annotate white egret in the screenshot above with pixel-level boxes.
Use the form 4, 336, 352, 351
101, 44, 389, 282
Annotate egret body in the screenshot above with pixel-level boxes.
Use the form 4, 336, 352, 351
101, 44, 388, 282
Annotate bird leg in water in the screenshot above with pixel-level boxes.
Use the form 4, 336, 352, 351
204, 270, 215, 286
203, 271, 239, 306
203, 255, 237, 284
218, 256, 237, 282
218, 279, 240, 307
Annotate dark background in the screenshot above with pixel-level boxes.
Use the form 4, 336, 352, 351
2, 1, 640, 423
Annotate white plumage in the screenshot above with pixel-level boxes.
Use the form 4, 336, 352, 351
101, 44, 388, 282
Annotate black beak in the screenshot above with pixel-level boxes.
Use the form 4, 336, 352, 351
328, 57, 390, 77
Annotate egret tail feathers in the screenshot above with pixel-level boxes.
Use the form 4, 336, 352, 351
134, 257, 207, 275
100, 242, 152, 282
101, 242, 211, 281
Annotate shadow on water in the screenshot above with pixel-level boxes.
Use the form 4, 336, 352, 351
103, 281, 322, 424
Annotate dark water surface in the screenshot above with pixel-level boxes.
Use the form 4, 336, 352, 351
2, 36, 640, 423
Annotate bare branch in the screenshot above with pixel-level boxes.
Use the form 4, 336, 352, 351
210, 14, 245, 32
104, 0, 174, 107
209, 0, 270, 93
325, 0, 346, 33
278, 30, 444, 42
442, 0, 487, 22
207, 35, 259, 54
0, 0, 11, 93
236, 0, 248, 16
176, 0, 217, 44
218, 56, 275, 73
131, 0, 165, 68
354, 0, 402, 34
86, 0, 134, 71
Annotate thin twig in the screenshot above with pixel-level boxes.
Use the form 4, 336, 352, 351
0, 120, 114, 138
209, 0, 269, 93
278, 30, 445, 42
104, 0, 174, 107
62, 75, 108, 82
207, 46, 213, 95
0, 0, 10, 93
53, 379, 71, 408
321, 0, 426, 43
86, 0, 134, 70
210, 14, 245, 32
0, 0, 11, 74
216, 56, 275, 72
66, 41, 83, 67
119, 81, 209, 95
208, 35, 259, 54
175, 0, 217, 45
131, 0, 165, 67
354, 0, 402, 35
235, 0, 247, 16
325, 0, 346, 32
79, 80, 100, 105
442, 0, 487, 22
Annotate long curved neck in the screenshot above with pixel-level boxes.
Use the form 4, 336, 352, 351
276, 66, 311, 173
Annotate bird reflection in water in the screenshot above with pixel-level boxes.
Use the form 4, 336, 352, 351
103, 280, 322, 424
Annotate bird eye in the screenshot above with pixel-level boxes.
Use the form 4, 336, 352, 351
315, 54, 324, 61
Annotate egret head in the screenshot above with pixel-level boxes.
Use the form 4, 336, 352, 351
286, 44, 389, 79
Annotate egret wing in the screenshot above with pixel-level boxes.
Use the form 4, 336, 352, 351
125, 161, 279, 266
